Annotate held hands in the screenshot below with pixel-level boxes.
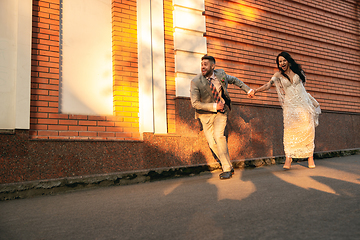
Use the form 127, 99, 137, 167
217, 88, 255, 111
247, 89, 255, 98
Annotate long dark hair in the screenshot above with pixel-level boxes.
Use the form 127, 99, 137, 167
276, 52, 306, 83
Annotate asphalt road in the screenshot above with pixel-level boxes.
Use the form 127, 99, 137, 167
1, 155, 360, 240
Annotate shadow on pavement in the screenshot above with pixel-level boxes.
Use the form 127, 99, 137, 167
0, 156, 359, 239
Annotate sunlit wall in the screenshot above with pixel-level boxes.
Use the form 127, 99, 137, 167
60, 0, 113, 116
173, 0, 207, 97
137, 0, 167, 134
0, 0, 32, 130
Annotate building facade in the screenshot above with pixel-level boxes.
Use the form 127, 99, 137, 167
1, 0, 359, 184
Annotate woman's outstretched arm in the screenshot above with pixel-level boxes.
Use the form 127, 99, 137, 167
254, 81, 272, 95
254, 73, 279, 95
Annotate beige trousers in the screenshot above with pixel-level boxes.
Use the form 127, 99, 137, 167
199, 112, 232, 172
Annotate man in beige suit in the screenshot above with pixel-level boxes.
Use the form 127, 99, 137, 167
190, 55, 254, 179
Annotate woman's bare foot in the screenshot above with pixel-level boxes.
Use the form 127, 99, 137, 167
283, 157, 292, 170
308, 156, 315, 168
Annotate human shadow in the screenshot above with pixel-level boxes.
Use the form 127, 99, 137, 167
1, 159, 359, 240
127, 158, 360, 239
222, 164, 360, 239
128, 162, 360, 239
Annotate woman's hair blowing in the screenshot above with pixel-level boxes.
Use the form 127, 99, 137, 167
276, 52, 306, 83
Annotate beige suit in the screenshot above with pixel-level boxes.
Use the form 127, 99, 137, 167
190, 69, 251, 172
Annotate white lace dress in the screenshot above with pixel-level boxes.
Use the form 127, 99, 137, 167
271, 74, 321, 158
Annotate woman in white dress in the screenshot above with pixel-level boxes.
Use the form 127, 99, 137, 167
254, 52, 320, 169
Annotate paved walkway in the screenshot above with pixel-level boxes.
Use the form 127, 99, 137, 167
1, 155, 359, 240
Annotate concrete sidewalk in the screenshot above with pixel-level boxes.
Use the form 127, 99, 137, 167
1, 149, 359, 201
1, 154, 359, 239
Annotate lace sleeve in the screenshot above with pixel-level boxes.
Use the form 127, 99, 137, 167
301, 70, 306, 83
272, 76, 286, 106
270, 76, 277, 85
308, 93, 321, 127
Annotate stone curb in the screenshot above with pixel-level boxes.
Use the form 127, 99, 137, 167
1, 148, 359, 201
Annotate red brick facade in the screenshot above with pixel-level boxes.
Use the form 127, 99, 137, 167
205, 0, 360, 113
112, 0, 140, 139
29, 0, 360, 141
31, 0, 141, 141
164, 0, 176, 134
1, 0, 359, 185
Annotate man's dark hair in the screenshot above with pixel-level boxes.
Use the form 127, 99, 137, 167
201, 54, 216, 64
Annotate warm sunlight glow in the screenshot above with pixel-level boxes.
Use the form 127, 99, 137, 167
236, 0, 261, 21
223, 2, 260, 23
163, 181, 183, 196
207, 171, 256, 201
273, 165, 360, 195
161, 171, 256, 201
218, 2, 261, 29
61, 0, 113, 115
139, 28, 152, 46
174, 7, 205, 32
239, 5, 259, 22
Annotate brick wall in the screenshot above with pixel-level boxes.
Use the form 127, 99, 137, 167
30, 0, 140, 141
112, 0, 140, 138
2, 0, 359, 185
164, 0, 176, 134
204, 0, 360, 113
